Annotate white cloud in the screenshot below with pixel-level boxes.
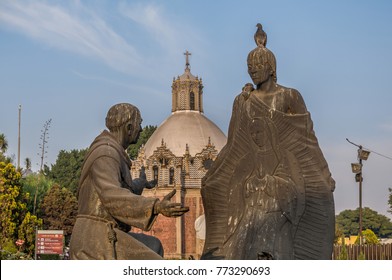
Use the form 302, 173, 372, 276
0, 0, 205, 81
0, 0, 143, 75
119, 3, 177, 52
72, 70, 164, 97
119, 2, 205, 59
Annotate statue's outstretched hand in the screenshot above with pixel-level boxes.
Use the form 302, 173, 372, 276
145, 179, 157, 189
154, 189, 189, 217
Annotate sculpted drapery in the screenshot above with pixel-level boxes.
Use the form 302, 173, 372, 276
70, 103, 188, 260
201, 24, 335, 260
70, 130, 162, 260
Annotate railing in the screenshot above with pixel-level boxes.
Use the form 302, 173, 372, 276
333, 244, 392, 260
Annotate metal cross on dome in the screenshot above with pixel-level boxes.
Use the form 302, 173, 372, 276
184, 50, 191, 68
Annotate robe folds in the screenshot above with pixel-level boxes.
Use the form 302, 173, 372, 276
201, 91, 335, 260
70, 130, 162, 260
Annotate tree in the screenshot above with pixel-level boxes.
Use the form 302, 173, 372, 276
18, 212, 42, 256
336, 207, 392, 238
47, 149, 88, 196
0, 162, 41, 258
0, 133, 12, 163
21, 157, 33, 177
38, 119, 52, 173
388, 187, 392, 215
21, 173, 54, 215
0, 162, 25, 250
337, 236, 348, 260
127, 125, 157, 159
24, 158, 31, 170
334, 224, 344, 244
40, 184, 78, 244
0, 133, 8, 153
354, 229, 380, 245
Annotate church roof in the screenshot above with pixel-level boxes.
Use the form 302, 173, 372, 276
179, 67, 197, 81
144, 111, 226, 158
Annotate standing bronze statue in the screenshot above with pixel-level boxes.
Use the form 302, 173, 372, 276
201, 24, 335, 260
69, 103, 189, 260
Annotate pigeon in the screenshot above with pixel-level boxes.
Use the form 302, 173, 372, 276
254, 23, 267, 47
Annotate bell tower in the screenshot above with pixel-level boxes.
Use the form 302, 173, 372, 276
171, 51, 204, 113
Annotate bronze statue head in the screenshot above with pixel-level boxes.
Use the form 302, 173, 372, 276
105, 103, 142, 148
248, 24, 276, 86
247, 46, 277, 86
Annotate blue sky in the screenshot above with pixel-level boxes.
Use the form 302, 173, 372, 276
1, 0, 392, 218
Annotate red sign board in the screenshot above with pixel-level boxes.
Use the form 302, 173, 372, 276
36, 230, 64, 255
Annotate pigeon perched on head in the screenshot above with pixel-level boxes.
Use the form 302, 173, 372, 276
254, 23, 267, 47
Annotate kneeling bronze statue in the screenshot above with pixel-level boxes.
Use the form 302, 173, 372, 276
70, 103, 188, 260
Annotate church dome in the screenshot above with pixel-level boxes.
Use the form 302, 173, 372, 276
143, 50, 227, 158
144, 111, 226, 157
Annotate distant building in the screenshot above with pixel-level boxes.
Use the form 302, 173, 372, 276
131, 52, 227, 259
337, 235, 358, 245
380, 238, 392, 244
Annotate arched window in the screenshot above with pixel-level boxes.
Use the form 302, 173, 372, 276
153, 165, 159, 183
190, 92, 195, 110
159, 157, 169, 167
169, 167, 175, 185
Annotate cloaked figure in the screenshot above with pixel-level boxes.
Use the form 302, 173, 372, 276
201, 24, 335, 260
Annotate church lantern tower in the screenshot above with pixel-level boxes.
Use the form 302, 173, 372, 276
172, 50, 204, 113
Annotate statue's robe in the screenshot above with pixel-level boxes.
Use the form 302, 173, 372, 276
70, 130, 162, 260
201, 91, 335, 260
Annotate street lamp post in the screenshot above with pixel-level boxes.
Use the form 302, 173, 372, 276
17, 105, 21, 170
347, 139, 370, 248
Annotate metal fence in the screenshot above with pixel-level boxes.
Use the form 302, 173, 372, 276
333, 244, 392, 260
